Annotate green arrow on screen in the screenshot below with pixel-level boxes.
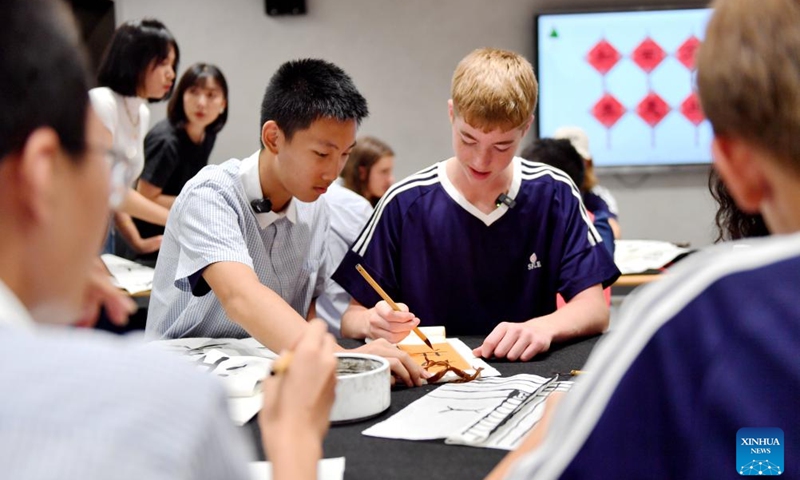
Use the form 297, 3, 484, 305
550, 28, 559, 38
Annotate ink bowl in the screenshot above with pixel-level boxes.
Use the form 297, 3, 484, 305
330, 353, 391, 424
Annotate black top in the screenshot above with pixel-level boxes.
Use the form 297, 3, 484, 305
134, 119, 216, 240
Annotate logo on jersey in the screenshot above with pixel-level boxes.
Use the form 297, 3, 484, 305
737, 427, 784, 476
527, 252, 542, 270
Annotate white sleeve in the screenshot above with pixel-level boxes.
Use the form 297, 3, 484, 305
88, 87, 118, 137
139, 104, 151, 139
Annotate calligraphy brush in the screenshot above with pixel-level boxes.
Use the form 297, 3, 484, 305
355, 264, 434, 350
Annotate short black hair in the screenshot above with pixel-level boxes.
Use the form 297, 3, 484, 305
167, 63, 229, 134
97, 18, 179, 101
520, 138, 586, 190
260, 59, 368, 143
0, 0, 90, 161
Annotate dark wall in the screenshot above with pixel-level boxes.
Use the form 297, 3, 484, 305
66, 0, 116, 77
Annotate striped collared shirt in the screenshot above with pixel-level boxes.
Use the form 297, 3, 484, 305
146, 151, 331, 339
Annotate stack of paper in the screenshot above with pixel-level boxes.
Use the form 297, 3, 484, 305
362, 374, 571, 450
613, 239, 691, 275
100, 253, 155, 294
152, 337, 278, 425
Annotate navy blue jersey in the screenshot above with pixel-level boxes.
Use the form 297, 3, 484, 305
333, 158, 619, 336
506, 234, 800, 479
582, 191, 611, 218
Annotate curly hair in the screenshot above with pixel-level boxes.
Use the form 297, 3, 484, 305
708, 169, 769, 242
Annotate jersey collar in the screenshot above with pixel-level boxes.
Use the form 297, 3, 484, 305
240, 151, 297, 229
439, 156, 522, 227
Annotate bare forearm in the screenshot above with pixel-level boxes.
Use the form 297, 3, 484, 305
137, 179, 175, 210
340, 302, 370, 338
610, 218, 621, 239
203, 261, 338, 353
535, 286, 609, 342
267, 434, 322, 480
114, 212, 141, 245
224, 282, 310, 352
152, 194, 175, 209
118, 188, 169, 225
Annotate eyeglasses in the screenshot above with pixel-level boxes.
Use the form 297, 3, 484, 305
106, 147, 137, 209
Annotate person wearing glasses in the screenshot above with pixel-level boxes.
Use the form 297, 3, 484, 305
0, 1, 337, 478
89, 18, 178, 256
131, 63, 229, 266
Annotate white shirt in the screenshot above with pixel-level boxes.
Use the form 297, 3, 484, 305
0, 279, 252, 479
89, 87, 150, 179
316, 180, 373, 335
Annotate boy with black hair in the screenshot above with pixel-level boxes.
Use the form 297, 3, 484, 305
520, 138, 586, 190
146, 58, 424, 385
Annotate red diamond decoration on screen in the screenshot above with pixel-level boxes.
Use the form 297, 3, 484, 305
632, 37, 666, 73
680, 92, 704, 126
637, 92, 670, 126
592, 94, 626, 128
676, 36, 701, 70
587, 39, 621, 75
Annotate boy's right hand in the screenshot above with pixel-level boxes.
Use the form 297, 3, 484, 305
354, 338, 429, 387
364, 300, 420, 344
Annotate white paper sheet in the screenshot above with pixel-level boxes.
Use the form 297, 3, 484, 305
153, 337, 279, 359
230, 393, 263, 427
614, 239, 691, 275
362, 374, 570, 450
398, 326, 447, 346
194, 350, 273, 397
248, 457, 345, 480
152, 337, 280, 425
100, 253, 155, 294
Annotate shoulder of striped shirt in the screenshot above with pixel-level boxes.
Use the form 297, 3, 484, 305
507, 232, 800, 480
170, 162, 247, 220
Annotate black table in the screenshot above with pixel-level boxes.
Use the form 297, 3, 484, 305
245, 334, 601, 480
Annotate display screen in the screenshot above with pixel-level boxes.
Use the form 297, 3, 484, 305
535, 8, 713, 169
